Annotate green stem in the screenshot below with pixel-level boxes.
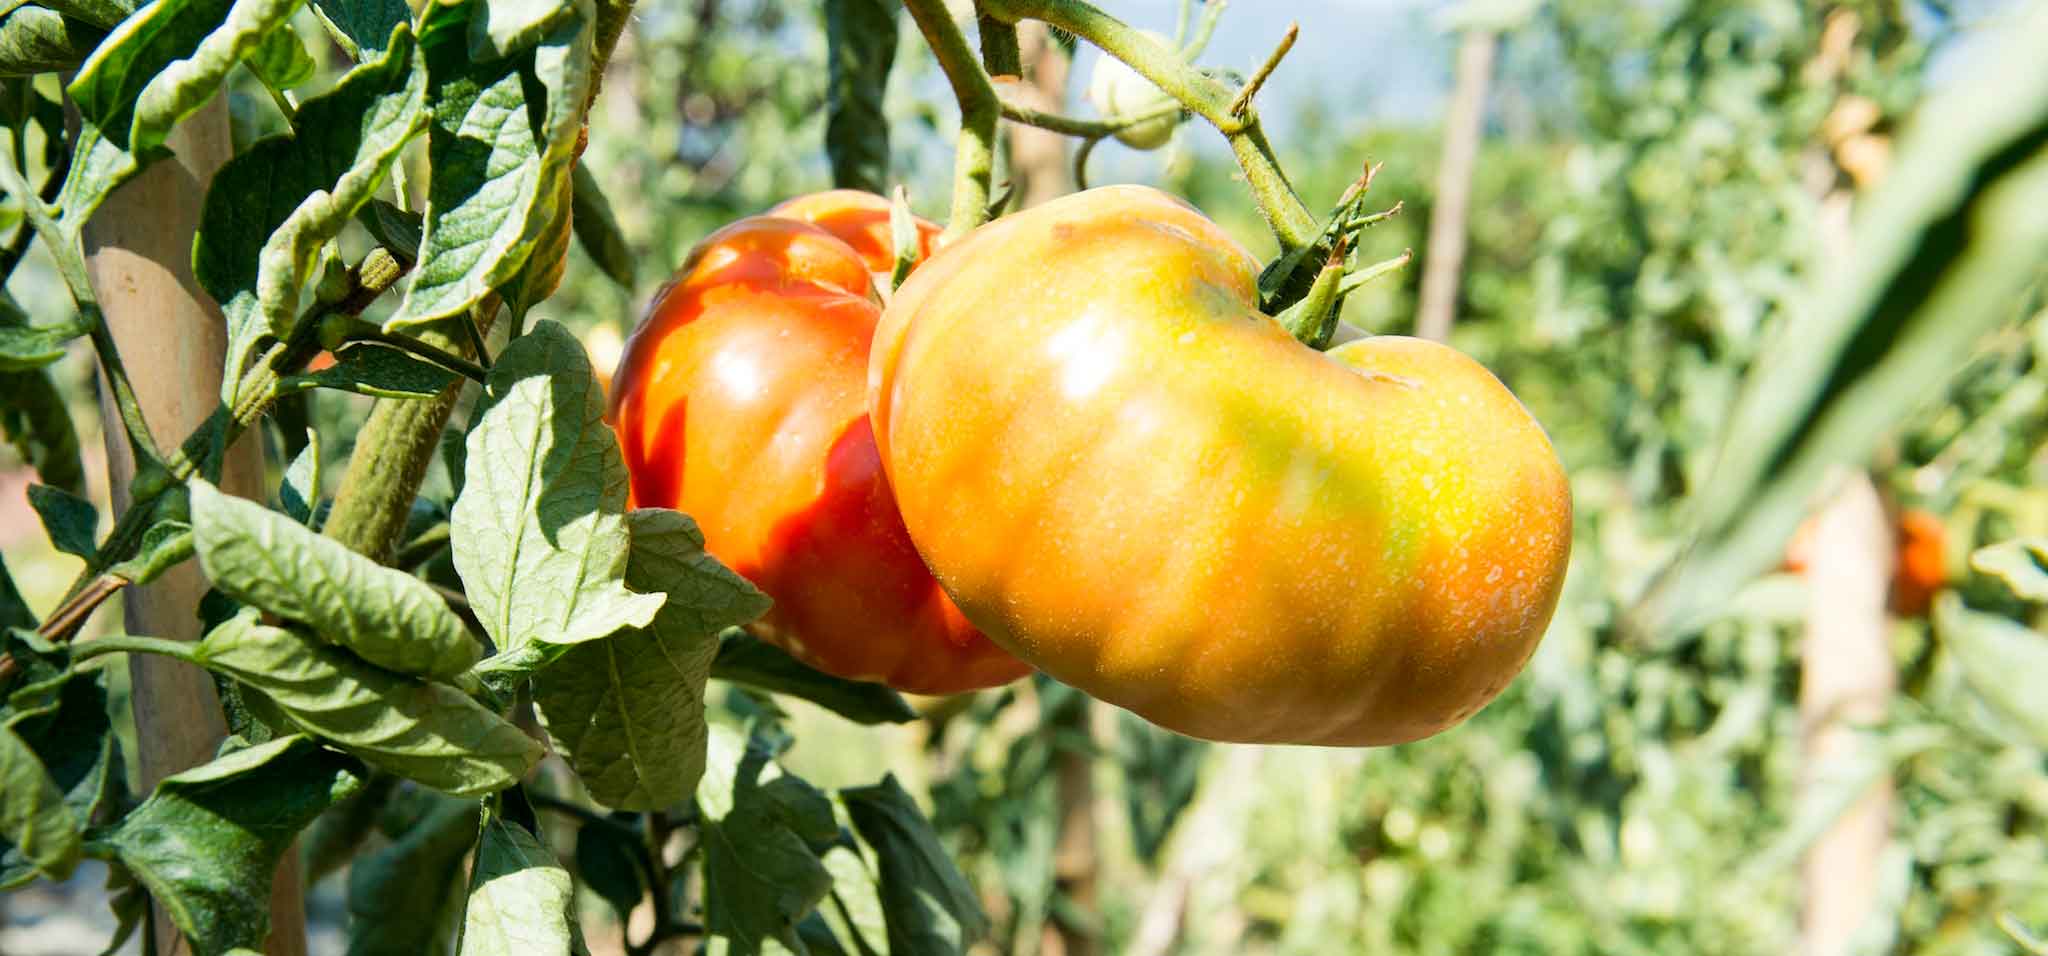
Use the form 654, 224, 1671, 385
977, 9, 1022, 76
70, 634, 202, 666
345, 327, 491, 384
982, 0, 1315, 252
905, 0, 1000, 243
999, 95, 1182, 138
1226, 22, 1296, 117
323, 299, 499, 564
28, 252, 403, 647
84, 310, 166, 466
1183, 0, 1225, 58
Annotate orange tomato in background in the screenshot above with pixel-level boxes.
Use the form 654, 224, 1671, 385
608, 191, 1029, 694
870, 186, 1573, 745
1781, 506, 1946, 617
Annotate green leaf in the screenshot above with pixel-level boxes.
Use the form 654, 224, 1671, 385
277, 342, 460, 400
0, 6, 106, 77
1973, 538, 2048, 602
0, 723, 81, 883
821, 0, 896, 194
466, 0, 573, 60
246, 18, 314, 87
69, 0, 302, 156
38, 0, 137, 30
533, 509, 768, 811
842, 775, 989, 955
94, 735, 363, 954
0, 302, 88, 371
698, 723, 839, 955
54, 121, 139, 228
461, 817, 577, 955
1117, 713, 1205, 863
710, 633, 917, 726
0, 553, 32, 633
573, 819, 643, 922
191, 479, 482, 679
280, 428, 320, 524
570, 161, 631, 287
26, 482, 97, 558
817, 842, 888, 956
105, 486, 194, 586
388, 0, 591, 328
195, 24, 427, 402
453, 320, 663, 662
196, 612, 540, 796
359, 197, 423, 261
1935, 595, 2048, 749
0, 368, 86, 497
497, 172, 572, 319
344, 790, 477, 956
1649, 4, 2048, 633
310, 0, 409, 60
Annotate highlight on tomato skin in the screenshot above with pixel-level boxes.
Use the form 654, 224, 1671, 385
869, 185, 1574, 747
606, 191, 1030, 695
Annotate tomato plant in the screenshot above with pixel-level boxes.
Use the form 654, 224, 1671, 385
610, 190, 1029, 693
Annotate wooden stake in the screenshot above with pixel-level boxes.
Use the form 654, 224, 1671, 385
84, 96, 307, 956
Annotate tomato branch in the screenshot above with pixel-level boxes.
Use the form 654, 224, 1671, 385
904, 0, 1000, 243
979, 0, 1317, 255
0, 250, 409, 688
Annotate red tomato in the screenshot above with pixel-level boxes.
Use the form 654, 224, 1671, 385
609, 192, 1029, 693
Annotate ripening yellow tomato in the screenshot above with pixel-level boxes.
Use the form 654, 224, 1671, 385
870, 185, 1571, 744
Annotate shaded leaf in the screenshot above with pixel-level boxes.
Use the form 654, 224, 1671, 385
359, 198, 422, 262
195, 24, 428, 401
197, 612, 540, 796
0, 552, 32, 632
26, 481, 96, 558
710, 632, 916, 726
498, 172, 572, 319
570, 161, 631, 287
461, 817, 576, 955
821, 0, 895, 194
453, 320, 662, 663
191, 479, 481, 678
0, 6, 105, 77
37, 0, 135, 30
698, 723, 838, 955
94, 735, 363, 954
842, 775, 989, 955
533, 509, 767, 810
344, 790, 476, 956
1117, 712, 1205, 863
277, 341, 459, 399
388, 0, 590, 328
281, 428, 320, 524
0, 367, 86, 497
310, 0, 408, 60
0, 724, 80, 883
573, 820, 643, 922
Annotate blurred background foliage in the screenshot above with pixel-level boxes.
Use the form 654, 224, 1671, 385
5, 0, 2047, 953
